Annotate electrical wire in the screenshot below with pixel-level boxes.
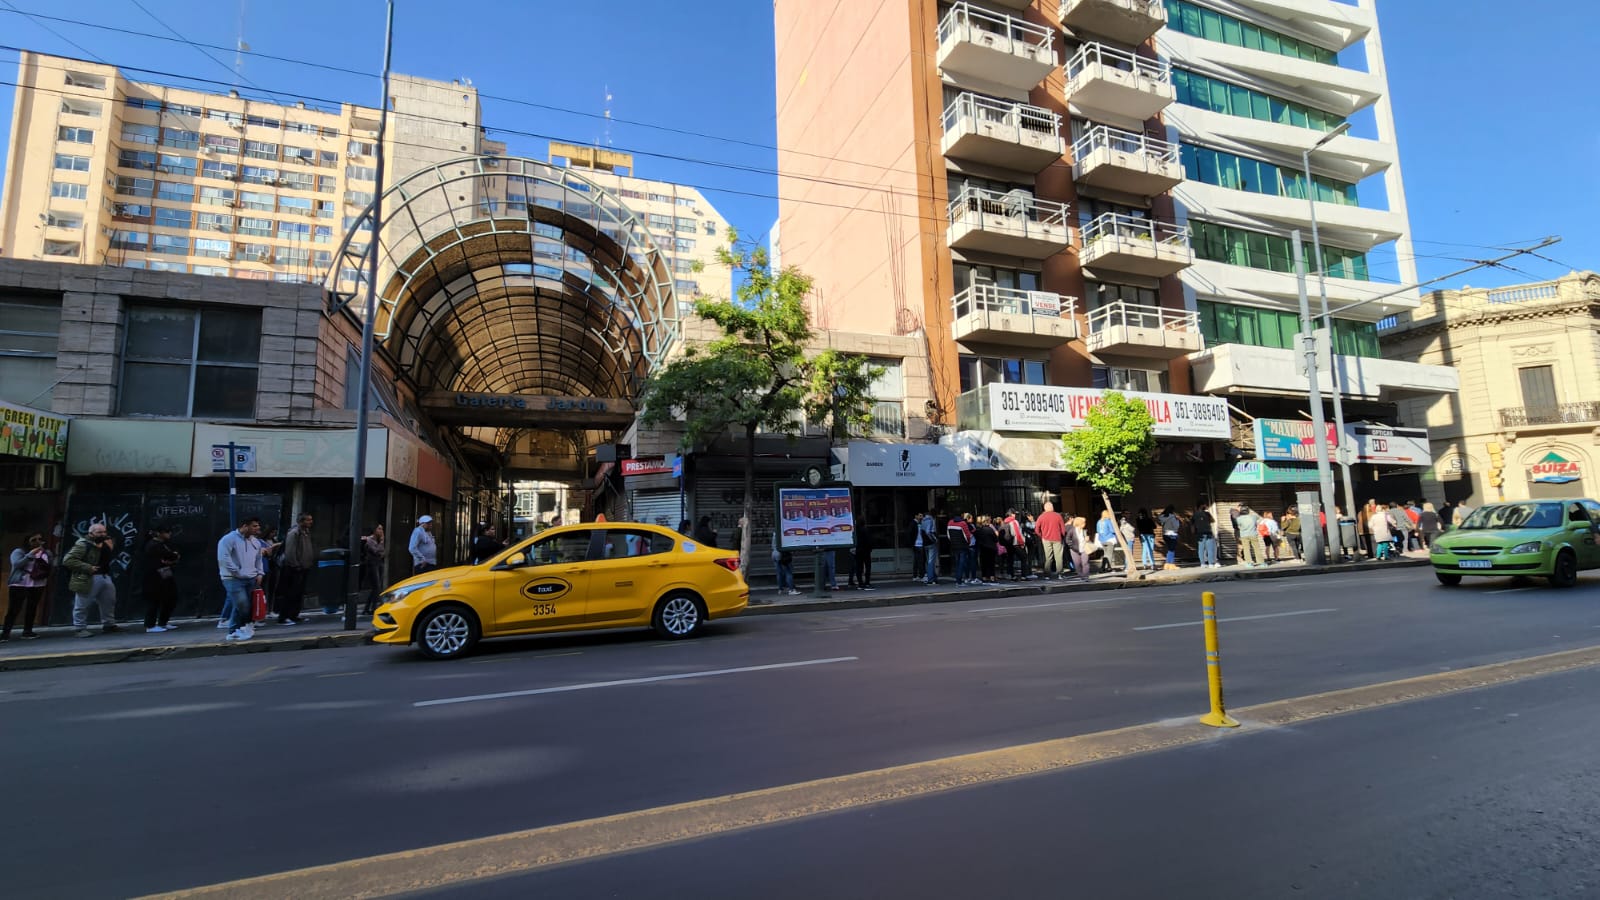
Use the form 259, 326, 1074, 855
0, 0, 103, 61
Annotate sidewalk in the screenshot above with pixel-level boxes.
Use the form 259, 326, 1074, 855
0, 555, 1428, 671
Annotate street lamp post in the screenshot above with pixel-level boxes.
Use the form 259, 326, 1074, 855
1292, 231, 1342, 564
344, 0, 395, 631
1302, 121, 1356, 529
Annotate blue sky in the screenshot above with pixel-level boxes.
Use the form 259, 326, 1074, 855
0, 0, 1590, 289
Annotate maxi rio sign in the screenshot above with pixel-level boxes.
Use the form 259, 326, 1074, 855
987, 384, 1231, 440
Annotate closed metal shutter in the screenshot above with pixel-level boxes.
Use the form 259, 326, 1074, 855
1129, 464, 1206, 516
1213, 484, 1287, 561
629, 489, 682, 530
691, 475, 783, 579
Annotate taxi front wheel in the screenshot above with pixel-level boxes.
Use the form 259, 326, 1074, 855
653, 593, 705, 640
416, 604, 480, 660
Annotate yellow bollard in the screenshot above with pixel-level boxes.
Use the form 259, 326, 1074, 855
1199, 591, 1240, 728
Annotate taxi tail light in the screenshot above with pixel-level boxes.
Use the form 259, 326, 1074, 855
714, 556, 740, 573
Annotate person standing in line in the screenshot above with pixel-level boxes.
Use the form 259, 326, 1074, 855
360, 524, 387, 615
1159, 506, 1183, 570
4, 533, 51, 641
1281, 507, 1303, 561
1003, 510, 1032, 580
852, 522, 876, 591
1192, 506, 1218, 569
692, 516, 718, 548
1370, 503, 1394, 560
217, 516, 263, 643
1065, 516, 1092, 583
1023, 512, 1042, 574
141, 524, 181, 633
676, 518, 693, 537
1233, 507, 1262, 567
470, 524, 505, 565
1035, 502, 1066, 580
945, 513, 970, 585
960, 513, 980, 584
1094, 510, 1119, 573
1439, 501, 1456, 533
919, 510, 940, 585
64, 523, 120, 638
973, 515, 999, 584
277, 513, 315, 625
1386, 502, 1414, 556
771, 532, 798, 596
1405, 501, 1423, 551
1135, 509, 1157, 570
409, 515, 438, 575
1455, 502, 1475, 528
1418, 502, 1442, 550
1118, 516, 1137, 575
1261, 511, 1282, 563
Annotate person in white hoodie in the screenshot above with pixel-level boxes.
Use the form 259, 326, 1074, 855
216, 516, 263, 642
409, 515, 438, 575
1369, 503, 1394, 560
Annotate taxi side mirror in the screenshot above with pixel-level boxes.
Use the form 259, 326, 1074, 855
492, 552, 527, 570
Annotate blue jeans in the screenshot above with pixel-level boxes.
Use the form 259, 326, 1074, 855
1140, 534, 1155, 568
776, 558, 795, 591
223, 577, 254, 630
820, 551, 836, 589
1198, 535, 1218, 566
1164, 534, 1178, 565
924, 545, 939, 583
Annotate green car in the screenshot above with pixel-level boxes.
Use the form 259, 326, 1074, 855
1431, 499, 1600, 587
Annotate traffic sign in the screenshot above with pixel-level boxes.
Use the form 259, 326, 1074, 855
211, 444, 256, 473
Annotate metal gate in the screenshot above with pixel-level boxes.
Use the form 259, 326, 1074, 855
629, 489, 682, 530
1213, 484, 1286, 563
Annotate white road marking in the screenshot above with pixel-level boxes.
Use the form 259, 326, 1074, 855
413, 656, 861, 708
73, 702, 245, 721
1133, 608, 1339, 631
1489, 587, 1534, 594
971, 597, 1120, 613
274, 700, 382, 712
855, 614, 916, 621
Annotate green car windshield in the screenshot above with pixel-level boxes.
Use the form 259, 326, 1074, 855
1458, 502, 1562, 530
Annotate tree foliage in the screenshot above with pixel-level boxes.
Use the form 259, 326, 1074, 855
1060, 391, 1156, 579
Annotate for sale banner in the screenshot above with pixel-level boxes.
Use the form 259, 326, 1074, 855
775, 486, 856, 550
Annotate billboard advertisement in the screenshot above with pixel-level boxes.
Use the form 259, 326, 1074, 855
774, 486, 856, 550
986, 384, 1230, 440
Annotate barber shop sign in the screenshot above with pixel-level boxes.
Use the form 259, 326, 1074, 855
1530, 451, 1582, 484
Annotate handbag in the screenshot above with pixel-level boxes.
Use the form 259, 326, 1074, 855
251, 588, 268, 622
157, 565, 175, 580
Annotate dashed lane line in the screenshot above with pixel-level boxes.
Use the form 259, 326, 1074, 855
412, 656, 861, 708
1132, 608, 1339, 631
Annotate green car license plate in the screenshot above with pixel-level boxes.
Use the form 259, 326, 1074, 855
1458, 560, 1492, 569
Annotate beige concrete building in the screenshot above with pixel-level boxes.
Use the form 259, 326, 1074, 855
1380, 271, 1600, 505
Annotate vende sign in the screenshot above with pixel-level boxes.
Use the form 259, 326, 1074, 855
621, 458, 674, 477
987, 384, 1231, 440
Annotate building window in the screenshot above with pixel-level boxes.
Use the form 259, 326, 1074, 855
1190, 220, 1369, 280
57, 126, 94, 143
1518, 365, 1558, 415
110, 229, 149, 251
279, 248, 311, 267
128, 97, 162, 111
278, 221, 312, 241
194, 237, 232, 259
1092, 366, 1168, 393
46, 212, 83, 229
952, 263, 1040, 296
204, 135, 241, 154
42, 241, 81, 258
1197, 300, 1378, 358
60, 98, 103, 117
157, 153, 196, 177
52, 181, 90, 200
149, 234, 189, 256
237, 217, 273, 238
0, 297, 62, 411
345, 190, 375, 207
156, 181, 195, 203
278, 172, 315, 192
153, 207, 191, 229
239, 191, 275, 212
246, 114, 281, 129
113, 203, 152, 221
237, 243, 272, 262
347, 165, 375, 181
146, 260, 190, 273
201, 160, 237, 180
315, 200, 336, 218
674, 237, 696, 253
285, 122, 319, 135
64, 71, 106, 89
244, 140, 278, 161
199, 186, 235, 206
1173, 68, 1344, 133
54, 154, 91, 172
121, 124, 159, 145
347, 140, 375, 157
1083, 280, 1158, 310
206, 109, 243, 126
283, 146, 316, 166
120, 306, 261, 419
241, 165, 277, 186
1164, 0, 1337, 64
1180, 143, 1358, 206
116, 176, 156, 198
192, 265, 229, 277
161, 129, 199, 150
279, 196, 313, 216
164, 102, 202, 117
317, 176, 337, 194
118, 149, 157, 171
958, 355, 1049, 393
197, 212, 233, 233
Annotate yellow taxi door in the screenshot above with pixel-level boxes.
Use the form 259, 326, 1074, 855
491, 529, 599, 633
584, 528, 678, 625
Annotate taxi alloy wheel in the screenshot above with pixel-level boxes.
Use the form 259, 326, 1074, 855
417, 605, 478, 660
1549, 550, 1578, 589
653, 593, 704, 640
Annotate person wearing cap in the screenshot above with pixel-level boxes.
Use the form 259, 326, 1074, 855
409, 515, 438, 576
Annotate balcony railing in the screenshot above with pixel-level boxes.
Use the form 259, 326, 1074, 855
1499, 402, 1600, 428
1062, 42, 1174, 120
947, 185, 1071, 235
1087, 300, 1199, 337
849, 400, 907, 439
1079, 212, 1192, 276
938, 2, 1054, 57
1072, 125, 1178, 168
1059, 0, 1167, 46
952, 283, 1075, 320
1071, 124, 1182, 193
1067, 41, 1170, 86
937, 2, 1056, 88
942, 93, 1062, 145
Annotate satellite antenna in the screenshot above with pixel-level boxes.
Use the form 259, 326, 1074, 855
234, 0, 249, 88
604, 85, 613, 147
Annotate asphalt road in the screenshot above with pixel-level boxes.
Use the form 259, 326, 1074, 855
4, 566, 1599, 897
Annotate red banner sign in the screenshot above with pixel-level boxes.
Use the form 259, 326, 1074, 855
621, 458, 673, 477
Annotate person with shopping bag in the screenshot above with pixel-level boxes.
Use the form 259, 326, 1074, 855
217, 516, 264, 643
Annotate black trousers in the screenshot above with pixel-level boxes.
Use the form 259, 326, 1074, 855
3, 585, 43, 637
143, 579, 177, 628
855, 551, 872, 587
277, 566, 308, 621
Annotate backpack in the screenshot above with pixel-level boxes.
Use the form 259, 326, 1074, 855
1257, 521, 1270, 538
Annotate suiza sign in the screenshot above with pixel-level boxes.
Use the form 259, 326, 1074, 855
1530, 452, 1581, 484
987, 384, 1231, 440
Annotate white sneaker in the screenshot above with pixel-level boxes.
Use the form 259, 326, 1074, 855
146, 626, 167, 633
217, 619, 230, 629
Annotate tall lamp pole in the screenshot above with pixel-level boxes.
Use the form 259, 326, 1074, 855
1302, 121, 1355, 526
1293, 231, 1342, 564
345, 0, 395, 630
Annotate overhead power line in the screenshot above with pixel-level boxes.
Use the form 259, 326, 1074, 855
0, 0, 103, 61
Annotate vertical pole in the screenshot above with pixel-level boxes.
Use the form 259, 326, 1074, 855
227, 440, 238, 526
1293, 233, 1343, 564
345, 0, 395, 631
1304, 147, 1357, 528
1199, 591, 1239, 728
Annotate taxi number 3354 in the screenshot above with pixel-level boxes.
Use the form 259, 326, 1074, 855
530, 603, 557, 616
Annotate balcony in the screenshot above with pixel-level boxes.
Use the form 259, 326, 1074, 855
1059, 0, 1166, 46
951, 284, 1080, 351
1063, 42, 1174, 122
1188, 343, 1460, 401
1085, 300, 1201, 363
942, 93, 1064, 173
849, 400, 908, 440
946, 186, 1072, 258
937, 2, 1056, 91
1079, 212, 1192, 277
1499, 402, 1600, 429
1071, 124, 1182, 196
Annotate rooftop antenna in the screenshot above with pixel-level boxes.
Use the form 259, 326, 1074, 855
233, 0, 249, 89
603, 85, 613, 147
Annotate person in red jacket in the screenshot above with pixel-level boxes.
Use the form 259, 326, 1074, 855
1035, 502, 1066, 579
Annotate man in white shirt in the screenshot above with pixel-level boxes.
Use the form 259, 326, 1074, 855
409, 515, 438, 575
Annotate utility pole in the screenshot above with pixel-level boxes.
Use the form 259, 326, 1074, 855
345, 0, 394, 631
1293, 232, 1342, 564
1302, 121, 1357, 519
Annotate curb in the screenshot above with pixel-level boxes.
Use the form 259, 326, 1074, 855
3, 557, 1428, 671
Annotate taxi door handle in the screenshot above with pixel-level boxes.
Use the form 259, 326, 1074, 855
646, 560, 670, 567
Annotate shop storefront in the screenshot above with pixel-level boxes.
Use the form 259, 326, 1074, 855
0, 398, 70, 633
831, 441, 961, 576
624, 456, 684, 530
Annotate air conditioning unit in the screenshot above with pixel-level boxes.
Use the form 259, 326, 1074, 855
201, 146, 216, 155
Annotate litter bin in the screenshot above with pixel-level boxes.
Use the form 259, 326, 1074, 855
316, 548, 350, 614
1339, 518, 1358, 557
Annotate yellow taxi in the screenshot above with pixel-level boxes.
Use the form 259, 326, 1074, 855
371, 522, 749, 659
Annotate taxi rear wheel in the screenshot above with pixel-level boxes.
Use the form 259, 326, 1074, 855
1549, 551, 1579, 589
416, 604, 480, 660
1435, 571, 1461, 586
652, 593, 705, 640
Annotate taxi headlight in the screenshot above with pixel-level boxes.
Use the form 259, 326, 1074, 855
381, 580, 438, 606
1508, 541, 1542, 555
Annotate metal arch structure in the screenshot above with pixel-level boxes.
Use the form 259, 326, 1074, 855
323, 155, 681, 406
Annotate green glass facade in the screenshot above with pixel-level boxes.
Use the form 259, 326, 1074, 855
1198, 299, 1380, 359
1180, 143, 1359, 206
1164, 0, 1338, 65
1190, 220, 1369, 281
1172, 68, 1344, 133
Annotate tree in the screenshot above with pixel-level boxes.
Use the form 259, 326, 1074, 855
1059, 391, 1156, 580
639, 232, 879, 578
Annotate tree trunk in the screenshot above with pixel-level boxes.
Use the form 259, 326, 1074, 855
739, 421, 756, 580
1104, 490, 1139, 580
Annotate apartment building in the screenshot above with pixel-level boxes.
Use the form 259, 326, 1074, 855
1379, 272, 1600, 506
773, 0, 1457, 519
